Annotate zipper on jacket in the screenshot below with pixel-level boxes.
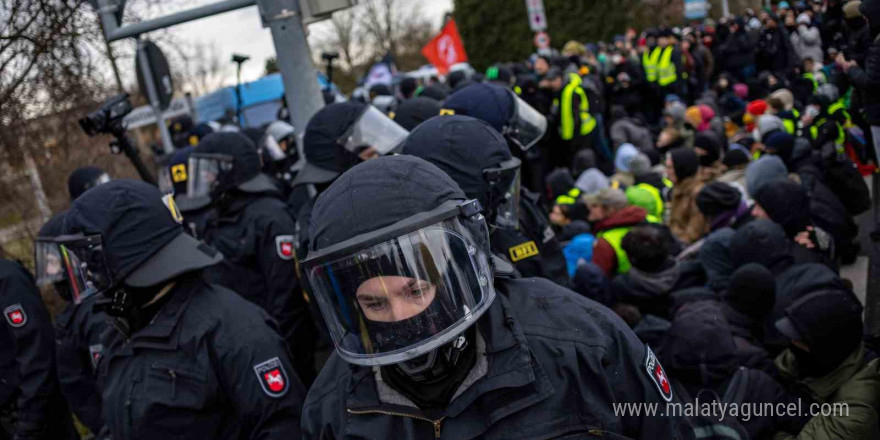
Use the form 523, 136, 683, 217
347, 408, 445, 439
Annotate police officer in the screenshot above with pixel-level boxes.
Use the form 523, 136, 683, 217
300, 155, 693, 439
34, 213, 108, 437
0, 256, 77, 440
67, 166, 110, 201
290, 102, 409, 261
59, 179, 305, 439
190, 132, 318, 386
158, 146, 213, 239
258, 120, 312, 217
401, 115, 571, 287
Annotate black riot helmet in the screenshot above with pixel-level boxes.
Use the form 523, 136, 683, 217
441, 82, 547, 151
68, 166, 110, 201
60, 180, 222, 318
292, 102, 408, 188
301, 155, 495, 389
399, 115, 522, 229
260, 120, 299, 183
188, 132, 277, 203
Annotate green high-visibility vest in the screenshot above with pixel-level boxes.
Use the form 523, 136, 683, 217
555, 187, 582, 205
657, 46, 677, 87
597, 226, 634, 274
642, 47, 662, 83
828, 99, 852, 126
559, 73, 596, 140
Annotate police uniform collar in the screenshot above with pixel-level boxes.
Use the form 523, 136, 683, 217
127, 276, 198, 344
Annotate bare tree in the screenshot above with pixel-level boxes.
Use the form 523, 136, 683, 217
170, 41, 230, 96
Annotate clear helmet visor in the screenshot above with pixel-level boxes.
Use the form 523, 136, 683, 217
304, 216, 495, 366
157, 165, 174, 194
262, 135, 288, 161
34, 239, 65, 287
52, 234, 113, 304
342, 106, 409, 156
187, 154, 233, 199
485, 158, 522, 229
505, 94, 548, 151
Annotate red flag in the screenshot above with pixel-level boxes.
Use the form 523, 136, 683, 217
421, 19, 468, 75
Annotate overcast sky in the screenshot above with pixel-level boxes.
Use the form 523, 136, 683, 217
153, 0, 453, 87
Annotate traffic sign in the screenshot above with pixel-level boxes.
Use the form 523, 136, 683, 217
525, 0, 547, 31
534, 31, 550, 50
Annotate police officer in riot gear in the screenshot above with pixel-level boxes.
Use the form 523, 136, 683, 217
440, 84, 569, 286
34, 213, 108, 437
58, 179, 305, 439
400, 115, 571, 287
300, 155, 693, 438
190, 132, 318, 385
0, 255, 78, 440
290, 102, 409, 260
157, 146, 213, 239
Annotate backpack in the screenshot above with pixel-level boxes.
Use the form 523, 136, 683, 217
670, 368, 753, 440
822, 150, 871, 216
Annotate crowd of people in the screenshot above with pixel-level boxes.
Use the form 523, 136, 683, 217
2, 0, 880, 439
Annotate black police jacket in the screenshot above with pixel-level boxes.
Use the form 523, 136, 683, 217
0, 259, 77, 440
98, 274, 305, 440
302, 277, 695, 439
54, 295, 108, 434
518, 189, 570, 287
202, 191, 317, 385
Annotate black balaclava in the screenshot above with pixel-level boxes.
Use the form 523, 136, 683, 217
753, 178, 811, 239
669, 147, 699, 181
782, 290, 864, 378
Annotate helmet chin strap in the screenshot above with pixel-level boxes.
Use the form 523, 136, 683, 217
394, 329, 472, 383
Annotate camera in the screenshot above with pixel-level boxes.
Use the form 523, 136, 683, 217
79, 93, 133, 136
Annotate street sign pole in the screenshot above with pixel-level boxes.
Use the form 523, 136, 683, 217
257, 0, 324, 133
136, 37, 175, 154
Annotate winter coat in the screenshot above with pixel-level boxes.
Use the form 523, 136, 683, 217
610, 117, 654, 151
847, 33, 880, 125
610, 260, 706, 320
757, 27, 794, 73
720, 30, 755, 74
662, 300, 808, 440
719, 302, 776, 375
774, 345, 880, 440
591, 206, 649, 276
716, 168, 750, 201
791, 25, 824, 64
668, 177, 707, 245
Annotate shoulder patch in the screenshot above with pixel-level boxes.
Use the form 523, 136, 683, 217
253, 357, 289, 398
439, 108, 456, 116
645, 345, 673, 402
509, 241, 539, 262
89, 344, 104, 370
4, 304, 27, 328
275, 235, 295, 260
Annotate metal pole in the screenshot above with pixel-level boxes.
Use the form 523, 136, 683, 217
103, 0, 256, 41
236, 62, 244, 126
722, 0, 730, 17
137, 38, 175, 154
257, 0, 324, 135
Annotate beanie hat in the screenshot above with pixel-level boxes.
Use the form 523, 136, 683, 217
696, 182, 742, 218
747, 99, 768, 116
726, 263, 776, 316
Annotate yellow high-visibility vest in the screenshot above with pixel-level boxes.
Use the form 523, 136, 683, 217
657, 46, 677, 87
559, 73, 596, 140
642, 47, 662, 83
